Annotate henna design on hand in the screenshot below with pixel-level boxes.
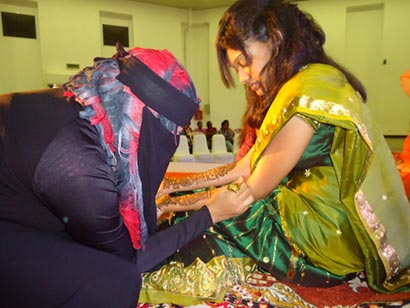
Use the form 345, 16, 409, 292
157, 189, 214, 211
162, 162, 237, 191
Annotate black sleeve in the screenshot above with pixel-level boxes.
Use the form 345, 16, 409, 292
33, 118, 137, 259
135, 207, 212, 272
34, 118, 213, 270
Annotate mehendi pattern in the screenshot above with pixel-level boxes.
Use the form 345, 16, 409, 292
157, 189, 214, 211
162, 162, 237, 191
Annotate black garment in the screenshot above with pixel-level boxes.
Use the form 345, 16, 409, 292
0, 89, 212, 307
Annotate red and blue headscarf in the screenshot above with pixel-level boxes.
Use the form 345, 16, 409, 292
64, 44, 200, 249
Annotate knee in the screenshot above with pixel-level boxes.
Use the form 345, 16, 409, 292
70, 258, 142, 308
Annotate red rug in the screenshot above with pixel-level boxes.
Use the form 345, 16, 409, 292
138, 271, 410, 308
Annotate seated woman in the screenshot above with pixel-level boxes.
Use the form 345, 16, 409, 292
140, 0, 410, 305
218, 119, 235, 152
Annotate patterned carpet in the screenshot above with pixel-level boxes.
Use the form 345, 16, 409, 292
138, 270, 410, 308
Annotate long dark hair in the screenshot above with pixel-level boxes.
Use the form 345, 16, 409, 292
216, 0, 367, 143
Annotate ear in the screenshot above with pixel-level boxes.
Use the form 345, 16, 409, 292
269, 30, 283, 58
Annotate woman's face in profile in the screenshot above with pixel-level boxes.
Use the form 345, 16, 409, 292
227, 39, 272, 96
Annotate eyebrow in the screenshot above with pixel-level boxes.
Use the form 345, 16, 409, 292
229, 52, 244, 68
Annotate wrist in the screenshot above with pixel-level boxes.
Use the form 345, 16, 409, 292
206, 203, 224, 224
203, 205, 217, 224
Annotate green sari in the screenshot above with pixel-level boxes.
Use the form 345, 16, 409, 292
139, 64, 410, 305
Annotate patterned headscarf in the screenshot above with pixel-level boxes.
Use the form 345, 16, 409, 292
64, 44, 200, 249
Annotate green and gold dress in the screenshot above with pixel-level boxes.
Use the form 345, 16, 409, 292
139, 64, 410, 305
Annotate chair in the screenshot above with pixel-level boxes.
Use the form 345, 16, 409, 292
233, 133, 241, 159
212, 134, 234, 163
172, 135, 195, 162
192, 133, 215, 163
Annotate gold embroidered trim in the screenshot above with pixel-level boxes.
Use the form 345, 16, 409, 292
294, 113, 320, 132
355, 190, 401, 280
298, 95, 373, 151
141, 256, 252, 301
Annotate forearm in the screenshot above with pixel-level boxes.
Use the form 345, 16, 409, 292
162, 161, 242, 193
135, 207, 213, 272
157, 189, 214, 214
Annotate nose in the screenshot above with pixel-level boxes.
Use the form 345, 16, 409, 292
237, 67, 251, 85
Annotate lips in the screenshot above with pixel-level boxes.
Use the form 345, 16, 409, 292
250, 82, 265, 95
250, 82, 260, 92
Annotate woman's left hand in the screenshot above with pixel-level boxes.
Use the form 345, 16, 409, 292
207, 177, 255, 223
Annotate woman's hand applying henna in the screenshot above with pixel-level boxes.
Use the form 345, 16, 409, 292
206, 177, 254, 223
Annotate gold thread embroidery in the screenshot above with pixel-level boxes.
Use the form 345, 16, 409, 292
355, 190, 401, 280
298, 95, 373, 151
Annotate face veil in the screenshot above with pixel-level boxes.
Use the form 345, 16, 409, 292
64, 44, 201, 249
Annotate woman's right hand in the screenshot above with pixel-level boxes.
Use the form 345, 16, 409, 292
207, 177, 255, 223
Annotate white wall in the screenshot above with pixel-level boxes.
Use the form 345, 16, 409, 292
183, 21, 210, 123
0, 0, 45, 91
192, 7, 246, 130
193, 0, 410, 134
0, 0, 188, 91
39, 0, 189, 86
296, 0, 410, 135
1, 0, 409, 134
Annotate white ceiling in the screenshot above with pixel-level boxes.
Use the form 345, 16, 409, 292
130, 0, 308, 10
129, 0, 237, 10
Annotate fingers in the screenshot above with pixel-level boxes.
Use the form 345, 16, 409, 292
223, 178, 255, 214
227, 182, 240, 193
234, 179, 255, 209
226, 176, 251, 197
156, 180, 169, 198
207, 178, 254, 223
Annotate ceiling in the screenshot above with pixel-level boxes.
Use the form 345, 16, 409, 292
130, 0, 237, 10
130, 0, 308, 10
